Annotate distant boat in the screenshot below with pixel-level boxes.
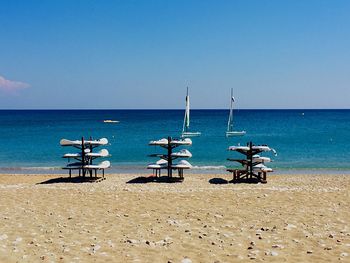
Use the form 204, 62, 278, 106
181, 87, 201, 138
103, 120, 119, 123
226, 88, 246, 137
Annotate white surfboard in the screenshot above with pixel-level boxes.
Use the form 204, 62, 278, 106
171, 149, 192, 158
86, 149, 109, 157
147, 159, 168, 169
253, 163, 273, 172
229, 145, 276, 154
228, 146, 250, 151
252, 146, 272, 152
63, 149, 91, 158
60, 138, 108, 146
252, 155, 271, 163
60, 139, 82, 146
171, 160, 192, 169
170, 138, 192, 145
63, 153, 81, 158
85, 138, 108, 146
149, 138, 169, 146
84, 160, 111, 170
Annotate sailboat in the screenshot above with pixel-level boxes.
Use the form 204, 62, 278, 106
181, 87, 201, 138
226, 88, 246, 137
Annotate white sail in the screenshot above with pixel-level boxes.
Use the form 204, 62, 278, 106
227, 88, 234, 133
182, 87, 190, 133
226, 88, 246, 137
181, 87, 201, 137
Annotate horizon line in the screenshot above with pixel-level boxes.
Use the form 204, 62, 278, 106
0, 108, 349, 111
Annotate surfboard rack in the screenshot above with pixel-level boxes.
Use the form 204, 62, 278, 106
60, 136, 111, 179
148, 136, 192, 181
227, 141, 276, 183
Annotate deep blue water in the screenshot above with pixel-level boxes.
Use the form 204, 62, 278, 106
0, 109, 349, 173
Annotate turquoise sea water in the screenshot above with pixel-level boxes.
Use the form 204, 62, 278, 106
0, 109, 349, 174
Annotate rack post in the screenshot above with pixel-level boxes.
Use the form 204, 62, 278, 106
248, 141, 253, 179
89, 136, 93, 177
81, 137, 85, 177
167, 136, 172, 178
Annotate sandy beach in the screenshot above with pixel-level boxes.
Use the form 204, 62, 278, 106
0, 173, 349, 262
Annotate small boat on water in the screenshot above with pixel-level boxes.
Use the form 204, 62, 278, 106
226, 88, 246, 137
103, 120, 119, 123
181, 87, 201, 138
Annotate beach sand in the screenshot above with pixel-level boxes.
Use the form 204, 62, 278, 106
0, 173, 349, 262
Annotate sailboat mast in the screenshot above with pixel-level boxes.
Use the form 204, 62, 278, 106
231, 88, 234, 130
182, 87, 190, 133
227, 88, 234, 132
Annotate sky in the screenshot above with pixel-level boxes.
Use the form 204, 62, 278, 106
0, 0, 350, 109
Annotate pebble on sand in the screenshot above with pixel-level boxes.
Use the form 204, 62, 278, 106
181, 258, 192, 263
270, 251, 278, 256
0, 234, 8, 240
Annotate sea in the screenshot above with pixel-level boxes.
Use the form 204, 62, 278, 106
0, 109, 349, 174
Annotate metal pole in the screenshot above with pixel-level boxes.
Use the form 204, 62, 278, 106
89, 136, 93, 177
81, 137, 85, 177
167, 136, 172, 178
249, 141, 253, 179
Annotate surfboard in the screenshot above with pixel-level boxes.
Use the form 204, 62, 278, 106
171, 149, 192, 158
253, 163, 273, 172
60, 139, 82, 146
171, 160, 192, 169
149, 138, 168, 146
170, 138, 192, 145
63, 153, 81, 158
60, 138, 108, 146
228, 146, 250, 151
252, 156, 271, 163
84, 161, 111, 170
147, 159, 168, 169
86, 149, 109, 157
85, 138, 108, 146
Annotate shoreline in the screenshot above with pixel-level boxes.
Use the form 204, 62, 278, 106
1, 167, 350, 175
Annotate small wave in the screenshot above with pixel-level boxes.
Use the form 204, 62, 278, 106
1, 166, 60, 171
0, 166, 64, 175
192, 165, 226, 170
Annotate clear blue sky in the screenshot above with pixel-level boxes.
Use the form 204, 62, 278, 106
0, 0, 349, 109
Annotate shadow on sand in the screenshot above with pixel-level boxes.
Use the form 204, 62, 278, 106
37, 176, 105, 184
127, 175, 184, 184
208, 178, 229, 184
209, 177, 262, 184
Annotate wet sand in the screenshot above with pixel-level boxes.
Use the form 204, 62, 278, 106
0, 173, 349, 262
